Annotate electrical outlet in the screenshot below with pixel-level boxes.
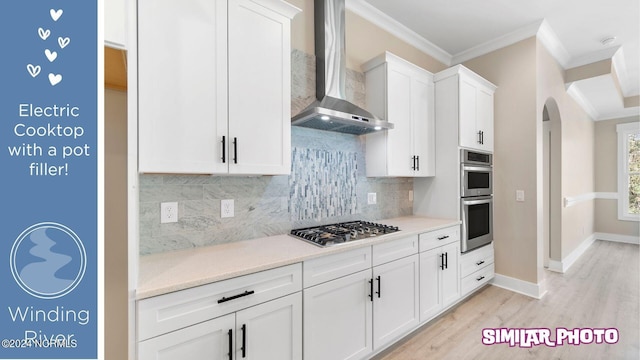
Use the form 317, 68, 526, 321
367, 193, 377, 205
516, 190, 525, 202
409, 190, 414, 202
221, 199, 234, 218
160, 202, 178, 223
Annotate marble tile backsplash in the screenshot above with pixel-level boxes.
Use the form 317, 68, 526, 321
138, 50, 413, 255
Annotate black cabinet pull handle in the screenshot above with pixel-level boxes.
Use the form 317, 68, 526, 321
228, 329, 233, 360
444, 252, 448, 270
218, 290, 255, 304
440, 254, 445, 270
241, 324, 247, 358
369, 278, 374, 302
478, 131, 482, 144
233, 137, 238, 164
222, 136, 226, 163
411, 156, 416, 171
477, 276, 485, 281
437, 235, 449, 240
476, 260, 485, 266
376, 276, 381, 298
416, 155, 419, 171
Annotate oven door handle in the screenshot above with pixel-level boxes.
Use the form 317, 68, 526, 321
461, 197, 492, 206
461, 165, 491, 172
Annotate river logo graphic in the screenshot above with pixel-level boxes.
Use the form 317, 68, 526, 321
10, 222, 87, 299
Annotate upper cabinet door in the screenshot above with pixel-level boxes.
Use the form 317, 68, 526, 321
457, 71, 495, 152
412, 74, 435, 176
105, 0, 126, 49
138, 0, 228, 174
386, 65, 414, 177
227, 0, 296, 175
364, 52, 435, 178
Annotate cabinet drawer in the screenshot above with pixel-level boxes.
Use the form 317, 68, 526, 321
303, 247, 372, 288
419, 226, 459, 252
460, 243, 494, 278
138, 263, 302, 341
372, 235, 418, 266
461, 263, 494, 296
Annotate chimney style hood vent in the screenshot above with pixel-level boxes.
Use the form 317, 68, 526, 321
291, 0, 393, 135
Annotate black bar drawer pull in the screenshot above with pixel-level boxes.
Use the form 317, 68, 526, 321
233, 137, 238, 164
376, 276, 381, 298
476, 260, 485, 266
416, 155, 419, 171
476, 276, 485, 282
369, 279, 374, 302
440, 254, 445, 270
437, 235, 449, 240
218, 290, 255, 304
241, 324, 247, 358
228, 329, 233, 360
221, 136, 226, 163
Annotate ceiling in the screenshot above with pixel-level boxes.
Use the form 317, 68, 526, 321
348, 0, 640, 120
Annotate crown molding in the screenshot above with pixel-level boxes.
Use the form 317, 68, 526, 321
566, 83, 600, 120
611, 48, 635, 97
598, 107, 640, 121
536, 19, 571, 68
451, 20, 542, 65
346, 0, 452, 66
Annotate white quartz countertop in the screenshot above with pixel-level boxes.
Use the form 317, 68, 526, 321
137, 216, 460, 300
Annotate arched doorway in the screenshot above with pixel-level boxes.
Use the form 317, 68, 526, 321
543, 98, 562, 269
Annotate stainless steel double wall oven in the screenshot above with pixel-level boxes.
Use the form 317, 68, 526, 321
460, 149, 493, 252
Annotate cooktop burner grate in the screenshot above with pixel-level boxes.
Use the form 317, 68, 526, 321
290, 221, 400, 247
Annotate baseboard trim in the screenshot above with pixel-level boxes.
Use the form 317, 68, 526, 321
491, 274, 547, 299
547, 234, 596, 273
595, 232, 640, 245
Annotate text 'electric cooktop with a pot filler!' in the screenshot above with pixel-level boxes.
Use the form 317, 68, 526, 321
290, 221, 400, 247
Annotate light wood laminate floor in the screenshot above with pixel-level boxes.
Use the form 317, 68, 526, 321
375, 240, 639, 360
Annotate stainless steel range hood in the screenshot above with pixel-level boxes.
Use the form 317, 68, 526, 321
291, 0, 393, 135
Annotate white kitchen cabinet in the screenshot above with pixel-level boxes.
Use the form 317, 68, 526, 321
105, 0, 126, 49
419, 228, 460, 323
303, 269, 373, 360
372, 254, 419, 349
363, 52, 435, 177
435, 65, 496, 152
139, 293, 301, 360
302, 236, 419, 360
460, 243, 495, 296
235, 292, 302, 360
139, 314, 235, 360
138, 264, 302, 359
137, 0, 299, 174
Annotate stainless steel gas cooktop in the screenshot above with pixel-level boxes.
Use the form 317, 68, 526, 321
290, 221, 400, 247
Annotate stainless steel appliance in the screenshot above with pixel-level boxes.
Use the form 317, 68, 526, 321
290, 0, 394, 135
461, 149, 492, 197
290, 221, 400, 247
460, 149, 493, 252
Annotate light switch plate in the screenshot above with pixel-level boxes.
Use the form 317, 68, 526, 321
516, 190, 525, 202
367, 193, 377, 205
160, 202, 178, 223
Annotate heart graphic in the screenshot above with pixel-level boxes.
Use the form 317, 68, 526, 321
58, 37, 70, 49
27, 64, 41, 78
48, 73, 62, 86
45, 49, 57, 62
50, 9, 63, 21
38, 27, 51, 40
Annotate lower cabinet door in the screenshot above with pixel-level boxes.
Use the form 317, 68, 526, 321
138, 313, 235, 360
440, 242, 460, 308
235, 292, 302, 360
373, 254, 419, 349
303, 269, 373, 360
419, 248, 442, 322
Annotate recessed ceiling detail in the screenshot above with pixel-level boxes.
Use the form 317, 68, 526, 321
347, 0, 639, 120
